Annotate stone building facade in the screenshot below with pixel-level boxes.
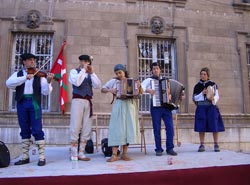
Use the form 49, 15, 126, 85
0, 0, 250, 155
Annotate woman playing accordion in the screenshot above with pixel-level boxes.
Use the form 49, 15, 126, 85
101, 64, 143, 162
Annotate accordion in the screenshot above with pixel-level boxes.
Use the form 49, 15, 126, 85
151, 78, 184, 110
116, 78, 141, 99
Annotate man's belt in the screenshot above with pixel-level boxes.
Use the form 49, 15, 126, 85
23, 94, 40, 119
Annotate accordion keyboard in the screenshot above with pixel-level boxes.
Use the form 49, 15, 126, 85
151, 80, 161, 106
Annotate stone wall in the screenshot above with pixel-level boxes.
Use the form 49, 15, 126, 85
0, 0, 250, 156
1, 112, 249, 159
0, 0, 249, 113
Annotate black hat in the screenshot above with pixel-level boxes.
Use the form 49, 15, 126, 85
20, 53, 37, 61
79, 55, 91, 63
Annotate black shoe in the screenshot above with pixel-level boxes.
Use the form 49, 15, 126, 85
214, 144, 220, 152
155, 151, 163, 156
14, 158, 30, 165
167, 149, 177, 156
198, 145, 205, 152
38, 159, 46, 166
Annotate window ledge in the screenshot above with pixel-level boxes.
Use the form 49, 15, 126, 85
233, 2, 250, 13
126, 0, 187, 8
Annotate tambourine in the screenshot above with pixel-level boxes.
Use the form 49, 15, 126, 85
206, 85, 215, 103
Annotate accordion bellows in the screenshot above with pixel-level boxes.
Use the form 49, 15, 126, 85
116, 78, 142, 99
151, 78, 184, 110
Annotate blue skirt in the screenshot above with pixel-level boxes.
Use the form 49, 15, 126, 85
194, 105, 225, 132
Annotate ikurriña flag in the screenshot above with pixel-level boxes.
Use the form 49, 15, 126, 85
50, 41, 68, 114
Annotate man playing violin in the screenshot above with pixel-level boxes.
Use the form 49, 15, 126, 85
6, 53, 54, 166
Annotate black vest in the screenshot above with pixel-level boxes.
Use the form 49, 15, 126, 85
72, 69, 93, 97
16, 70, 42, 105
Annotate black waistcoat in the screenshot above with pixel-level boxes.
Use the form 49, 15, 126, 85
15, 70, 42, 105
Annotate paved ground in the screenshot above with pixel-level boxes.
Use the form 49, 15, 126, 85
1, 143, 250, 178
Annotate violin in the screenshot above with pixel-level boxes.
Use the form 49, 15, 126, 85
26, 67, 48, 78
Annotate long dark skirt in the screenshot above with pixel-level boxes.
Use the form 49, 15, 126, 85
194, 105, 225, 132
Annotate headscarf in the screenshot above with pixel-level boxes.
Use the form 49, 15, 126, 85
114, 64, 126, 72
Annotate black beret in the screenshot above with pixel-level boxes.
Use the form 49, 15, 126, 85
78, 55, 92, 65
20, 53, 37, 61
79, 55, 91, 62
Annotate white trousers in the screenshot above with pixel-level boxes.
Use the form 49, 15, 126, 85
70, 99, 93, 143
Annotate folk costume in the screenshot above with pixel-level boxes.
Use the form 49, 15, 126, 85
68, 55, 101, 161
102, 64, 141, 162
6, 53, 53, 166
193, 80, 225, 133
141, 75, 176, 156
103, 78, 140, 146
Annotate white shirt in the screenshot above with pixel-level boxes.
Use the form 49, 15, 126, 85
193, 89, 219, 105
68, 68, 101, 89
102, 78, 120, 89
6, 69, 52, 95
141, 77, 154, 93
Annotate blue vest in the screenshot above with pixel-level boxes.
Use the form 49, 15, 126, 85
72, 69, 93, 97
16, 70, 41, 105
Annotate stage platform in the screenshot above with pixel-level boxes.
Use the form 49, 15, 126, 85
1, 143, 250, 178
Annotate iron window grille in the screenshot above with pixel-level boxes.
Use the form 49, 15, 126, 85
9, 32, 54, 111
137, 37, 177, 113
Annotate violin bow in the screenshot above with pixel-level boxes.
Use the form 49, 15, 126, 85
33, 57, 51, 76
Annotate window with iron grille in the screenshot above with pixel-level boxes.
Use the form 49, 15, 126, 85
138, 37, 177, 113
247, 45, 250, 81
9, 32, 54, 111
